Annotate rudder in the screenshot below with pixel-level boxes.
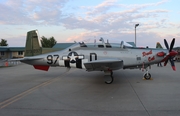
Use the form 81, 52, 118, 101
156, 42, 163, 49
24, 30, 42, 56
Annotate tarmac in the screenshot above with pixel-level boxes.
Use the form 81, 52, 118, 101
0, 62, 180, 116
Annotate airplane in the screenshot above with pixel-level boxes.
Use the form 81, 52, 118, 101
17, 30, 178, 84
156, 42, 163, 49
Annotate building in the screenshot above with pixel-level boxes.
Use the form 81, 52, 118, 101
0, 47, 24, 59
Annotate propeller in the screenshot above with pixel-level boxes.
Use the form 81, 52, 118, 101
162, 38, 178, 71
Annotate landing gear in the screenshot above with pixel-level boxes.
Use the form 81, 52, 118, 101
104, 71, 113, 84
143, 73, 151, 80
143, 66, 152, 80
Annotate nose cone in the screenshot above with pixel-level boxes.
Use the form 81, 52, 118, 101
169, 50, 178, 56
157, 52, 166, 57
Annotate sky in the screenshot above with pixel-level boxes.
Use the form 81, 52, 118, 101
0, 0, 180, 48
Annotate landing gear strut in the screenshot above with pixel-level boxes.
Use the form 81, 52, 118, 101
104, 71, 113, 84
143, 66, 151, 80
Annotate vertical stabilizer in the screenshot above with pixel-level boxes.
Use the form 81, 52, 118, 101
24, 30, 42, 56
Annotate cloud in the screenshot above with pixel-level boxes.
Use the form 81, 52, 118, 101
86, 0, 118, 15
0, 1, 33, 25
6, 35, 26, 47
1, 0, 179, 48
0, 0, 68, 25
0, 0, 170, 27
66, 31, 102, 42
61, 0, 170, 32
66, 30, 180, 48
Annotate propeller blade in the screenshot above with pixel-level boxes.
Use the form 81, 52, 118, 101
164, 39, 169, 50
169, 38, 175, 52
163, 38, 176, 71
169, 58, 176, 71
164, 59, 168, 66
161, 55, 169, 62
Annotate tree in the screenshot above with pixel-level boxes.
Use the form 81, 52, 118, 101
0, 39, 8, 46
40, 36, 57, 48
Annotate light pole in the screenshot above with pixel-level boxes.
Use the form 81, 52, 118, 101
135, 24, 139, 46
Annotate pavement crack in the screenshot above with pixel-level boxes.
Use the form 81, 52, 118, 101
127, 78, 151, 116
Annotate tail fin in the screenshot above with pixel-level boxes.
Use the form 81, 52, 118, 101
156, 42, 163, 49
24, 30, 42, 57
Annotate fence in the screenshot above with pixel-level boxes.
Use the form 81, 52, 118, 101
0, 60, 21, 67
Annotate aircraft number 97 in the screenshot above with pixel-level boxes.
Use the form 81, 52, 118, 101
47, 55, 59, 64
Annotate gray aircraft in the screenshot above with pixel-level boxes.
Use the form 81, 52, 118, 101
18, 30, 178, 84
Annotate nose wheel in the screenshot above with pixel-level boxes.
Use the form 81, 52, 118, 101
143, 73, 151, 80
143, 66, 152, 80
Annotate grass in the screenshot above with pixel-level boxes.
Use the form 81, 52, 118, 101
0, 66, 12, 68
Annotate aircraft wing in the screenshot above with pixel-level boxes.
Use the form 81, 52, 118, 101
84, 59, 123, 71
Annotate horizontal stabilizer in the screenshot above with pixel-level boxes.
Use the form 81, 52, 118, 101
22, 57, 43, 61
33, 65, 50, 71
10, 57, 43, 61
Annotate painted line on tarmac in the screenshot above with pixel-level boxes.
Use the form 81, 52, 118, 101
0, 69, 76, 109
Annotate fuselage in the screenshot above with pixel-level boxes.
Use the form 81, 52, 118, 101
21, 43, 168, 70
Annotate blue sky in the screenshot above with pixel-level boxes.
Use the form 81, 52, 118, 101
0, 0, 180, 47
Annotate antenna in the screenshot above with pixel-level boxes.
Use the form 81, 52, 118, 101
107, 39, 109, 43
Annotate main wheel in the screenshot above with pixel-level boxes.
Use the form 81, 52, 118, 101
144, 73, 151, 80
105, 75, 114, 84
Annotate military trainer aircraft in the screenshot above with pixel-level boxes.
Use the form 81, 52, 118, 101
18, 30, 178, 84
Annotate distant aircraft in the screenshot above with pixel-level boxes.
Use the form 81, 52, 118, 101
17, 30, 178, 84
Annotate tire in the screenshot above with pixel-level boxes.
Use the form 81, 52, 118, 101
144, 73, 151, 80
105, 75, 114, 84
